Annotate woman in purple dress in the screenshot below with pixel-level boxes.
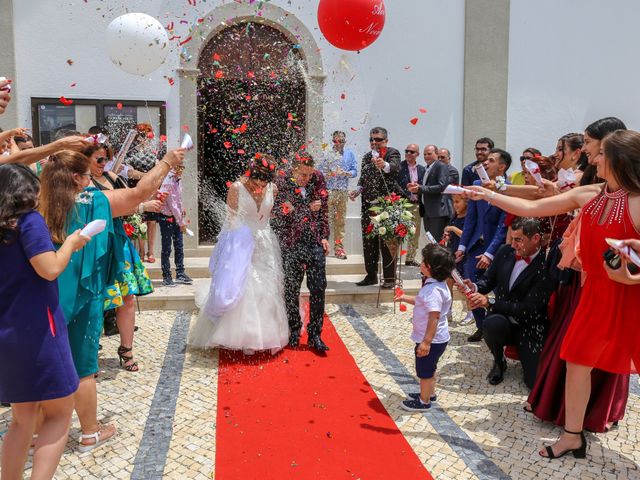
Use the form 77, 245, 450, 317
0, 164, 89, 479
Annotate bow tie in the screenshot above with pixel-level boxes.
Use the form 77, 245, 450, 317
515, 255, 531, 264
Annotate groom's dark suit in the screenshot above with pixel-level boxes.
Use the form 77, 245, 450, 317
475, 244, 555, 388
272, 171, 329, 345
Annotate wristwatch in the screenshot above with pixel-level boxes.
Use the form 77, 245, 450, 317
487, 297, 495, 311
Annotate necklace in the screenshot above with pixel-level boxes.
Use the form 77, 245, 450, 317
583, 186, 627, 226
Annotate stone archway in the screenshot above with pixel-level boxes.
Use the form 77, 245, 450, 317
177, 3, 325, 246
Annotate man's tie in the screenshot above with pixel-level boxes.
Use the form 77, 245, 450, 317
515, 254, 531, 264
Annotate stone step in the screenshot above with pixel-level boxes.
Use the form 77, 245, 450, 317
144, 254, 368, 279
137, 272, 426, 311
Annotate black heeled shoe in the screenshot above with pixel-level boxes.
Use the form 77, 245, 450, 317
117, 346, 139, 372
540, 428, 587, 459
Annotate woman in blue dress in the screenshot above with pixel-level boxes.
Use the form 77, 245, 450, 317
37, 146, 184, 452
0, 164, 89, 479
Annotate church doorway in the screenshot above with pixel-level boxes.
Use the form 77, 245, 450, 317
197, 22, 307, 243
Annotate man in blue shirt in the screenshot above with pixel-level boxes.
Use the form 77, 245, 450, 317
318, 131, 357, 259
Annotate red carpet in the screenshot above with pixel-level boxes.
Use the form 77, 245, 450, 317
216, 315, 432, 479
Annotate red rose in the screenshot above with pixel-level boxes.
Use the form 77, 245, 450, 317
365, 223, 374, 234
124, 223, 135, 237
395, 224, 408, 238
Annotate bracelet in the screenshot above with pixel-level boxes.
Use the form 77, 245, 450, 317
138, 202, 145, 214
160, 159, 172, 169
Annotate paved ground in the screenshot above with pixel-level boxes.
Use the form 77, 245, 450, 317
1, 301, 639, 479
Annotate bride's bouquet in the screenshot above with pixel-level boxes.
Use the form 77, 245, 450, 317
123, 213, 148, 240
365, 192, 416, 242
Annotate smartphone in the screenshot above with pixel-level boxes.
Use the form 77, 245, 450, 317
603, 248, 639, 274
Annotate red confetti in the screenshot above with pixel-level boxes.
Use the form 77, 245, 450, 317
66, 59, 74, 66
419, 108, 428, 114
179, 36, 192, 46
160, 135, 167, 142
294, 188, 301, 194
401, 249, 408, 256
146, 132, 154, 139
319, 189, 328, 197
269, 71, 276, 79
168, 77, 175, 86
116, 102, 123, 110
277, 170, 286, 177
350, 127, 358, 131
209, 127, 218, 133
244, 170, 251, 177
245, 95, 252, 101
166, 22, 174, 31
395, 287, 404, 297
237, 149, 245, 154
340, 93, 346, 100
269, 164, 275, 170
182, 125, 189, 132
255, 153, 263, 159
302, 217, 308, 223
225, 181, 232, 188
168, 35, 180, 41
399, 304, 407, 312
223, 141, 232, 149
287, 112, 294, 121
197, 18, 204, 23
262, 159, 268, 167
410, 117, 419, 125
247, 71, 255, 79
238, 123, 248, 133
59, 96, 73, 106
215, 70, 224, 79
213, 53, 221, 61
70, 82, 77, 87
281, 204, 290, 215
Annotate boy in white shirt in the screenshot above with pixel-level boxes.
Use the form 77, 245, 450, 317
395, 243, 455, 411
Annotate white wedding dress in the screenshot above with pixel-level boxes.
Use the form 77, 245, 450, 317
189, 181, 289, 352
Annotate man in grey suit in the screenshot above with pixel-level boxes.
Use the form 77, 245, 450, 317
408, 144, 450, 242
438, 148, 460, 185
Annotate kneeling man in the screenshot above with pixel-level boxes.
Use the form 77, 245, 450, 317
464, 217, 555, 388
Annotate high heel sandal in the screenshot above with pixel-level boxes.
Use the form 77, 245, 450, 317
117, 346, 139, 372
540, 428, 587, 459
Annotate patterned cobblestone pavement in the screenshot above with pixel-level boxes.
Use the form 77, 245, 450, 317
1, 302, 638, 479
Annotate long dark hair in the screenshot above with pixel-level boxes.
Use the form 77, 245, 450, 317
602, 130, 640, 195
559, 133, 589, 171
0, 164, 41, 244
581, 117, 628, 186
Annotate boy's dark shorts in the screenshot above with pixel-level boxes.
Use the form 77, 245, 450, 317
415, 342, 448, 379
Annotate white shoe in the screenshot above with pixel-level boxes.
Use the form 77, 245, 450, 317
460, 311, 474, 324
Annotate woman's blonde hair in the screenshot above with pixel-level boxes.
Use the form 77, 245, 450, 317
39, 150, 90, 243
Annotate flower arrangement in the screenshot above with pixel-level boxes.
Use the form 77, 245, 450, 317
365, 192, 416, 242
123, 213, 147, 240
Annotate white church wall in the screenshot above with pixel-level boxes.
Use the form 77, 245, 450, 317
12, 0, 465, 252
507, 0, 640, 164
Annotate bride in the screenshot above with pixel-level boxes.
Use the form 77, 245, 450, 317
189, 155, 289, 353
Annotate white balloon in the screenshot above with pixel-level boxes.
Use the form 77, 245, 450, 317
106, 13, 169, 76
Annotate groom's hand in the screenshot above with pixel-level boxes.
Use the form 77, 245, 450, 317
321, 239, 329, 256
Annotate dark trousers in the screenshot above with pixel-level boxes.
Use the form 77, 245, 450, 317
361, 209, 396, 281
158, 215, 185, 279
283, 240, 327, 338
463, 242, 487, 329
483, 313, 539, 389
423, 216, 449, 243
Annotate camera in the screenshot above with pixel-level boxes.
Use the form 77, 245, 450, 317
603, 248, 639, 274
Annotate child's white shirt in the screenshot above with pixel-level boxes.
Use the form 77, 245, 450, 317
411, 278, 452, 344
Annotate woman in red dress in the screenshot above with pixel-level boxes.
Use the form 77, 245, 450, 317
466, 128, 640, 460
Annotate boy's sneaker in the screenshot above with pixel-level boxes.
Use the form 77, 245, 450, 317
175, 273, 193, 285
408, 393, 437, 402
162, 277, 176, 287
401, 398, 431, 412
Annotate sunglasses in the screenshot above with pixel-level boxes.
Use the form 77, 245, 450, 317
369, 137, 386, 142
520, 156, 534, 162
96, 157, 107, 164
405, 149, 418, 154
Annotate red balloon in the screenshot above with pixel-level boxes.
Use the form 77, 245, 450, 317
317, 0, 386, 51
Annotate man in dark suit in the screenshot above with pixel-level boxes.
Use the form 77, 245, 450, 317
397, 143, 425, 266
465, 217, 554, 388
456, 148, 511, 342
438, 148, 460, 185
461, 137, 494, 186
272, 155, 330, 352
408, 144, 450, 242
349, 127, 401, 288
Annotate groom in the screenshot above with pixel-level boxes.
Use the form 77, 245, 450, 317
272, 155, 330, 352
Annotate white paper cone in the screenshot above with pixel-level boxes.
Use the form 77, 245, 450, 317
443, 185, 479, 195
80, 219, 106, 238
185, 228, 194, 237
474, 164, 490, 183
181, 133, 194, 150
524, 159, 544, 186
